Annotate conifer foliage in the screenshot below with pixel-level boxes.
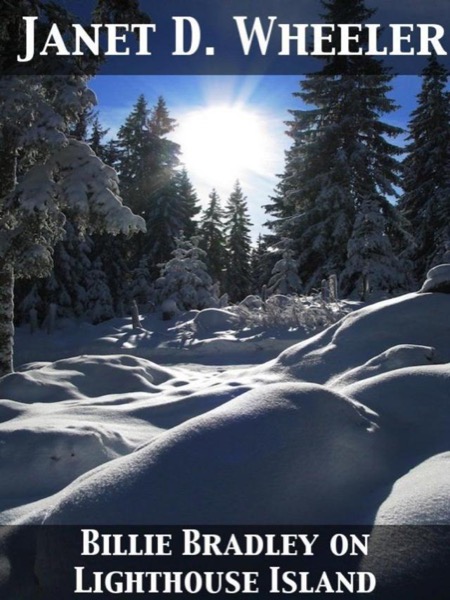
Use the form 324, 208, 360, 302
0, 1, 146, 375
224, 181, 253, 302
199, 189, 227, 288
268, 239, 302, 296
265, 0, 408, 298
155, 237, 219, 311
116, 95, 194, 274
399, 55, 450, 281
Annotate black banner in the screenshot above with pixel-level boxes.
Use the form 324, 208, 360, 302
1, 525, 450, 599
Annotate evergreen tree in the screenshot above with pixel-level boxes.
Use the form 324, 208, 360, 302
87, 114, 131, 309
251, 235, 274, 296
129, 255, 153, 306
224, 181, 253, 302
268, 239, 302, 296
85, 257, 115, 324
116, 94, 154, 217
93, 233, 131, 316
49, 221, 93, 318
155, 237, 218, 311
0, 3, 147, 375
342, 197, 410, 300
198, 189, 227, 288
88, 115, 111, 163
174, 168, 201, 238
116, 95, 183, 272
399, 55, 450, 281
145, 97, 183, 270
265, 0, 408, 296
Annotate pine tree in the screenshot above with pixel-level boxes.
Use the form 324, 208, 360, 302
116, 95, 183, 272
129, 256, 153, 306
116, 94, 154, 217
0, 2, 147, 376
93, 232, 131, 316
399, 55, 450, 281
268, 239, 302, 296
145, 97, 183, 270
86, 113, 131, 310
251, 235, 274, 296
223, 181, 253, 302
155, 237, 218, 311
174, 168, 201, 238
88, 115, 111, 163
48, 221, 93, 318
342, 197, 410, 300
265, 0, 408, 296
85, 257, 115, 324
198, 189, 227, 288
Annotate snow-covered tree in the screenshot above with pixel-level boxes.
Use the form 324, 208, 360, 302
399, 55, 450, 281
144, 98, 184, 269
174, 168, 201, 238
129, 256, 153, 306
223, 181, 253, 302
341, 197, 410, 300
85, 257, 114, 324
0, 3, 147, 376
155, 237, 218, 311
48, 221, 93, 318
268, 240, 302, 296
88, 115, 111, 164
116, 94, 154, 218
198, 189, 227, 288
17, 283, 43, 326
117, 95, 182, 272
251, 235, 275, 296
265, 0, 407, 296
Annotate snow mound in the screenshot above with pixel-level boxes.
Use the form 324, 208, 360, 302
0, 400, 26, 424
419, 263, 450, 293
239, 295, 264, 310
0, 355, 177, 403
42, 383, 387, 525
193, 308, 240, 333
375, 453, 450, 524
344, 364, 450, 472
360, 461, 450, 599
269, 293, 450, 383
332, 344, 437, 386
0, 424, 130, 502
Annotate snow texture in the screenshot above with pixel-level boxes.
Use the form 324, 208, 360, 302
419, 263, 450, 293
0, 290, 450, 529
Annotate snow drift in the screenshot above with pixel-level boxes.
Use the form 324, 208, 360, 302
42, 383, 386, 525
1, 289, 450, 526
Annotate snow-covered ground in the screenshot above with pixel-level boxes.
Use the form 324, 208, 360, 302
1, 288, 450, 527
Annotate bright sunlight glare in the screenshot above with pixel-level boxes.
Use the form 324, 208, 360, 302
174, 105, 272, 189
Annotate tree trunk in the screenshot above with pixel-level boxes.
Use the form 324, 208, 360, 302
0, 125, 18, 377
0, 266, 14, 377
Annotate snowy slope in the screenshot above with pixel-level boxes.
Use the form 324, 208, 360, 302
0, 290, 449, 527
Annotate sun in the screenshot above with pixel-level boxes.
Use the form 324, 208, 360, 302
174, 104, 271, 188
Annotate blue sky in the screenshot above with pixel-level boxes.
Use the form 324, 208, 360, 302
90, 75, 423, 238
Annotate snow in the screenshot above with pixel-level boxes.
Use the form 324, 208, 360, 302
419, 263, 450, 293
193, 308, 240, 333
375, 453, 450, 525
40, 382, 385, 525
269, 292, 450, 384
1, 289, 450, 528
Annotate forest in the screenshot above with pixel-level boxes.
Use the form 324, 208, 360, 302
0, 0, 449, 382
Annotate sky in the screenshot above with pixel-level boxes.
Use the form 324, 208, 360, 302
56, 0, 448, 238
90, 75, 422, 239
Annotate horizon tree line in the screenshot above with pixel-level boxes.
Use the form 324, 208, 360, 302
15, 44, 450, 326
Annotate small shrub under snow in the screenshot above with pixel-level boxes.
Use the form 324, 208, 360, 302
230, 293, 349, 333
